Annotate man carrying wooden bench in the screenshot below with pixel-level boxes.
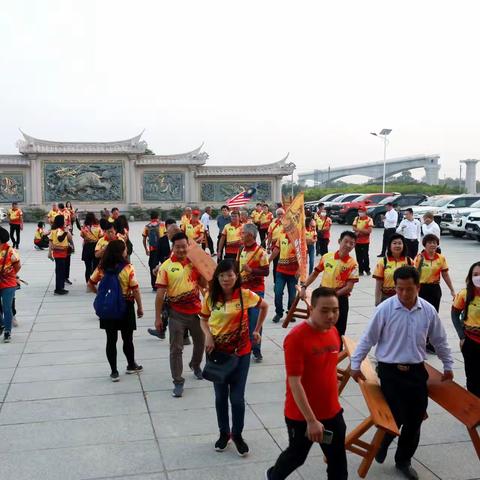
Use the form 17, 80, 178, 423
350, 266, 454, 480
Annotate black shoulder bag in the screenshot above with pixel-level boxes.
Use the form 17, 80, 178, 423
202, 290, 245, 384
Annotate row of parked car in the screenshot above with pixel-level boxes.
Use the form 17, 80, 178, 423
305, 192, 480, 241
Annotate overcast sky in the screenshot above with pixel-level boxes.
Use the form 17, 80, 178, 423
1, 1, 479, 181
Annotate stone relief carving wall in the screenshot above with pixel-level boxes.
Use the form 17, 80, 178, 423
200, 181, 272, 202
43, 162, 124, 202
0, 173, 25, 203
142, 171, 184, 202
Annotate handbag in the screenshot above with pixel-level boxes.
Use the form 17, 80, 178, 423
202, 290, 245, 384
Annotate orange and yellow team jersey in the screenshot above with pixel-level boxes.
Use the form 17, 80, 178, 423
94, 234, 124, 253
314, 214, 332, 239
414, 251, 448, 284
315, 251, 359, 291
59, 209, 71, 227
89, 264, 139, 301
50, 228, 69, 259
180, 215, 191, 228
268, 219, 283, 245
453, 288, 480, 344
373, 256, 412, 294
222, 223, 243, 255
47, 209, 60, 224
305, 227, 317, 244
237, 243, 269, 292
156, 255, 202, 314
34, 228, 45, 244
0, 245, 20, 288
276, 231, 299, 276
200, 288, 261, 356
7, 208, 22, 225
142, 221, 166, 251
259, 212, 273, 230
352, 216, 374, 244
251, 210, 262, 224
182, 221, 205, 243
81, 225, 103, 243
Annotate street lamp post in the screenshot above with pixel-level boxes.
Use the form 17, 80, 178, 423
370, 129, 392, 193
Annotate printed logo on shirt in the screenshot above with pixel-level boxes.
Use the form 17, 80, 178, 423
312, 345, 339, 355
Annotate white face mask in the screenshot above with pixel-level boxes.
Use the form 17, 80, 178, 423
472, 276, 480, 288
358, 212, 366, 217
320, 211, 326, 217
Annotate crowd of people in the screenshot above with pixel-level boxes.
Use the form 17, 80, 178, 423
0, 199, 478, 480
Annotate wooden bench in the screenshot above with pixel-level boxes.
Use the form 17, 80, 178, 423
342, 336, 400, 478
282, 287, 311, 328
425, 363, 480, 458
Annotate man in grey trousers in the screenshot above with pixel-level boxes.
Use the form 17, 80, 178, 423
154, 232, 206, 398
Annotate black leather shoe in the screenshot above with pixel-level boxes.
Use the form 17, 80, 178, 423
395, 464, 419, 480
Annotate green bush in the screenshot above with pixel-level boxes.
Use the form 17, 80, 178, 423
23, 208, 48, 222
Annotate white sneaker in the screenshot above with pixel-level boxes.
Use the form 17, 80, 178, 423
12, 317, 18, 328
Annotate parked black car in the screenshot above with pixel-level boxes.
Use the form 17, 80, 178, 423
366, 194, 428, 227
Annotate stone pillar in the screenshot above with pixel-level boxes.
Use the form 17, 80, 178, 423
274, 178, 283, 203
187, 169, 198, 205
28, 155, 42, 206
126, 155, 140, 205
424, 164, 440, 185
461, 159, 479, 194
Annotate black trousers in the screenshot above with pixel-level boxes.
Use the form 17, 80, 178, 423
381, 228, 396, 256
336, 295, 349, 338
259, 228, 267, 247
355, 243, 370, 274
316, 235, 329, 256
105, 328, 135, 373
419, 283, 442, 312
269, 412, 348, 480
202, 231, 215, 255
272, 256, 279, 284
377, 362, 428, 466
82, 242, 97, 283
148, 250, 160, 289
54, 257, 66, 292
65, 254, 71, 280
462, 336, 480, 397
405, 239, 419, 259
9, 224, 20, 248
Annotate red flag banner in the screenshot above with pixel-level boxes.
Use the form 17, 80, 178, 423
281, 192, 307, 283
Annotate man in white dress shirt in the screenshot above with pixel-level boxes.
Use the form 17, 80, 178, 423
379, 202, 399, 257
201, 206, 215, 256
351, 266, 453, 480
396, 208, 421, 258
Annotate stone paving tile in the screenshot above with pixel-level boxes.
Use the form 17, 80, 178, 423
4, 375, 142, 401
0, 223, 476, 479
0, 440, 164, 480
0, 413, 154, 452
158, 429, 281, 470
0, 392, 148, 424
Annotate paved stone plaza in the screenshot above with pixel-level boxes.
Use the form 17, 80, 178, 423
0, 222, 478, 480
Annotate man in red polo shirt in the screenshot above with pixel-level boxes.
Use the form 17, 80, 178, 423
266, 287, 348, 480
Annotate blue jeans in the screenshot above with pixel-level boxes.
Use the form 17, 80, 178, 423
213, 353, 250, 435
274, 272, 297, 317
0, 287, 16, 333
248, 291, 264, 357
307, 244, 315, 275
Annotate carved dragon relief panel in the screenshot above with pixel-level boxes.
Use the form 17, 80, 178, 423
200, 181, 272, 202
0, 173, 25, 203
43, 162, 124, 202
142, 171, 184, 202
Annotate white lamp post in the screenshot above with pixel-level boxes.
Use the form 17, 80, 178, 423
370, 129, 392, 193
